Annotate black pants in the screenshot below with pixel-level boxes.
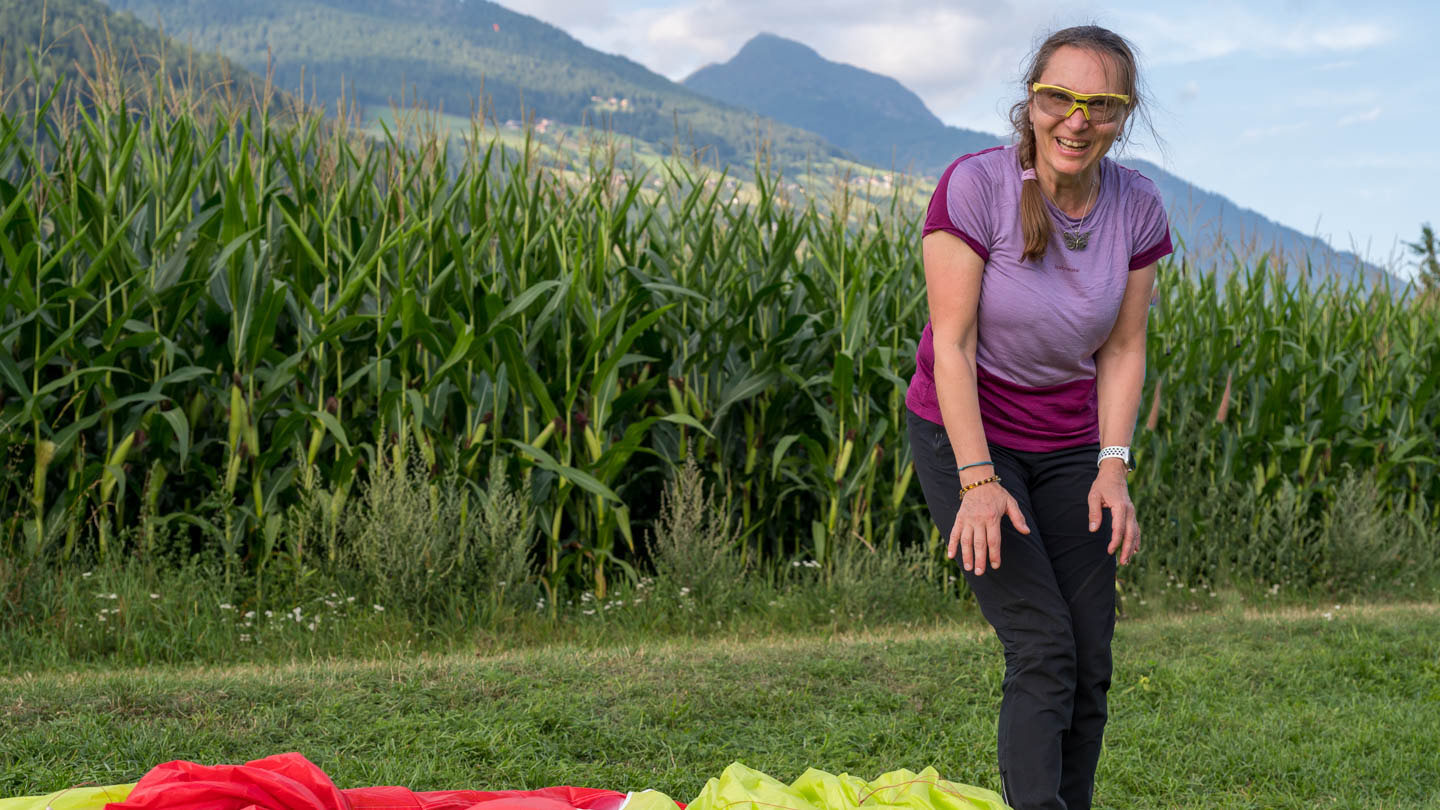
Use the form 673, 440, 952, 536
908, 411, 1116, 810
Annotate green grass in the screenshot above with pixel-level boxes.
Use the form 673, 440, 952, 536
3, 602, 1438, 809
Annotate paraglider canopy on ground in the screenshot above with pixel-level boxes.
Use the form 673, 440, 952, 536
0, 753, 1011, 810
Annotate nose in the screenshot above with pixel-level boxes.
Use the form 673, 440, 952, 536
1064, 105, 1091, 128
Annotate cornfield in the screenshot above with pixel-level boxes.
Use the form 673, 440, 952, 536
2, 92, 1436, 599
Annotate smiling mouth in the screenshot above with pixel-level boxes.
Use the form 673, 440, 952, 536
1056, 137, 1089, 151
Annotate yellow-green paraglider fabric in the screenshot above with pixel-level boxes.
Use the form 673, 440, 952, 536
0, 783, 135, 810
667, 763, 1009, 810
0, 764, 1010, 810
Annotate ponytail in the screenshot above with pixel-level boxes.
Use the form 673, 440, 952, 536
1016, 126, 1051, 262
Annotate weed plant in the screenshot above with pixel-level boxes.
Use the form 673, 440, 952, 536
648, 456, 745, 609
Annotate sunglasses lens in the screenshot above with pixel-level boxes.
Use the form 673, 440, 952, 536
1086, 98, 1123, 123
1036, 88, 1078, 118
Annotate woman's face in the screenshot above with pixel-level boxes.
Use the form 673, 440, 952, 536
1028, 45, 1126, 183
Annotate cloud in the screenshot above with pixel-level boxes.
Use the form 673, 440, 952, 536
1290, 88, 1378, 109
1318, 152, 1438, 171
1338, 106, 1382, 127
499, 0, 1400, 133
1240, 121, 1310, 140
1113, 7, 1396, 64
504, 0, 1039, 123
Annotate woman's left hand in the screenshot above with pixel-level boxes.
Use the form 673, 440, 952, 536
1088, 462, 1139, 564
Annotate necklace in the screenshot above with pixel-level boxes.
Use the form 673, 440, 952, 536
1057, 171, 1100, 251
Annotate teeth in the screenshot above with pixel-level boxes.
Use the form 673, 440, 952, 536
1057, 137, 1088, 149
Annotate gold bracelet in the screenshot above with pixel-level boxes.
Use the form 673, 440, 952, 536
960, 474, 1001, 496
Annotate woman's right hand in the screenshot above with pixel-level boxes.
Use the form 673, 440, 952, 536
948, 481, 1030, 575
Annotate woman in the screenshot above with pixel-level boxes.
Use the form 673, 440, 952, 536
905, 26, 1170, 810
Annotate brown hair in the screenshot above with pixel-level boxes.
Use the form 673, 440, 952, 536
1009, 26, 1147, 262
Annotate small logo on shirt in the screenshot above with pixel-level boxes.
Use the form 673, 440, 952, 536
1056, 264, 1082, 273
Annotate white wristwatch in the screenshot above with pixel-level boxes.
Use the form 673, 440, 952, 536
1097, 445, 1133, 471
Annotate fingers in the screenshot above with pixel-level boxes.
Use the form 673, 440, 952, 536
952, 510, 1002, 575
1104, 500, 1139, 560
1120, 514, 1141, 566
1005, 495, 1030, 535
1109, 499, 1126, 552
962, 510, 1005, 576
987, 521, 1003, 572
1087, 489, 1103, 533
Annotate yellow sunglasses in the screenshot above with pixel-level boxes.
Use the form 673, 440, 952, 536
1031, 83, 1132, 123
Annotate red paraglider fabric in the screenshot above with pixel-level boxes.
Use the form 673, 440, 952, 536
104, 754, 648, 810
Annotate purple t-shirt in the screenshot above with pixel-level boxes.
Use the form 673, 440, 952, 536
906, 145, 1172, 451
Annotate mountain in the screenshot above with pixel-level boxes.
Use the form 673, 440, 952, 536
99, 0, 845, 168
685, 33, 1389, 285
1, 0, 259, 116
684, 33, 995, 174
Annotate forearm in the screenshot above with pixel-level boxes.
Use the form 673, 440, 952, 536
1094, 342, 1145, 453
933, 344, 993, 485
1094, 262, 1157, 462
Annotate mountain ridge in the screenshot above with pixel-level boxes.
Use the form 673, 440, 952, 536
684, 32, 1389, 284
684, 32, 996, 176
99, 0, 847, 168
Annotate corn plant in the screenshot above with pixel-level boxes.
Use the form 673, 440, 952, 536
2, 81, 1436, 601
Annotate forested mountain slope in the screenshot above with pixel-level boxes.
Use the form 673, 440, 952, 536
1, 0, 257, 114
100, 0, 845, 167
685, 33, 995, 174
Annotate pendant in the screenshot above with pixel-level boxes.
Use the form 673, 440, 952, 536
1063, 230, 1091, 251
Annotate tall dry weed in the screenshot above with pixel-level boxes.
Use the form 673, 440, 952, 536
648, 456, 743, 603
338, 437, 535, 613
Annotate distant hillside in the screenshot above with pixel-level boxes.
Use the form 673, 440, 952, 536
100, 0, 845, 168
1, 0, 256, 115
1120, 158, 1380, 280
684, 33, 995, 174
686, 33, 1388, 285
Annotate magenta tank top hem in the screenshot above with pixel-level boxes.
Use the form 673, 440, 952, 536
905, 364, 1100, 453
974, 365, 1099, 451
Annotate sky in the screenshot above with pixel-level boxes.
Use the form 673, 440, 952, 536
503, 0, 1435, 279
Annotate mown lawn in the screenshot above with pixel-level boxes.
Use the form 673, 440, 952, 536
2, 602, 1438, 809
